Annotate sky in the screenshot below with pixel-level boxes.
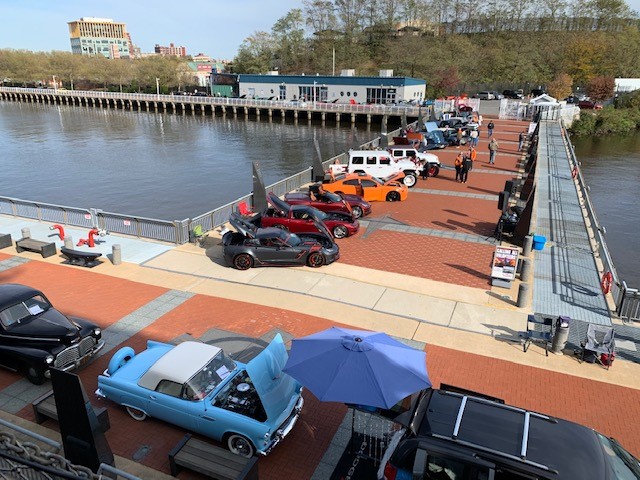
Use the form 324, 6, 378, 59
1, 0, 640, 60
0, 0, 301, 60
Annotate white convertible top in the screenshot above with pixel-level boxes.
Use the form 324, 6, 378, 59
138, 341, 222, 390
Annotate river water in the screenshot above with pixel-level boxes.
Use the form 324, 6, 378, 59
574, 134, 640, 288
0, 102, 369, 221
1, 101, 639, 287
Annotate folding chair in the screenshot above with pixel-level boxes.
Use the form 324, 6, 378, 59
522, 314, 553, 356
580, 324, 615, 370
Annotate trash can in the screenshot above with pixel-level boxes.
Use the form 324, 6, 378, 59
532, 235, 547, 251
551, 316, 571, 355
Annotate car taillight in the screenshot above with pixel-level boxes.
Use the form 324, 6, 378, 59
383, 461, 397, 480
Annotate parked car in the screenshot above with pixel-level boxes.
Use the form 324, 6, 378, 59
474, 91, 495, 100
0, 284, 104, 384
97, 334, 304, 458
578, 99, 603, 110
380, 385, 640, 480
438, 117, 468, 128
439, 127, 468, 147
490, 91, 504, 100
285, 187, 371, 219
322, 172, 408, 202
531, 88, 546, 97
503, 89, 524, 99
256, 192, 359, 239
222, 212, 339, 269
328, 149, 422, 188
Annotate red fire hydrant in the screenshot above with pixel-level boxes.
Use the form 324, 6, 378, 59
49, 224, 65, 240
77, 228, 99, 248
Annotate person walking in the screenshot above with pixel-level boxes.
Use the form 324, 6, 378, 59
468, 145, 477, 165
460, 154, 473, 184
456, 127, 463, 148
488, 137, 499, 164
420, 159, 429, 180
518, 131, 526, 151
454, 152, 464, 182
470, 128, 479, 147
487, 121, 495, 137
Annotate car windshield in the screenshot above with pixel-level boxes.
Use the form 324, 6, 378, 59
284, 233, 303, 247
597, 433, 640, 479
321, 191, 342, 203
308, 207, 327, 220
0, 295, 51, 327
183, 350, 237, 400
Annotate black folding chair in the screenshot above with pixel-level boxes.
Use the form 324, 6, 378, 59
522, 314, 553, 356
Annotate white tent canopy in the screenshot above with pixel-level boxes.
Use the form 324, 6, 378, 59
529, 94, 560, 106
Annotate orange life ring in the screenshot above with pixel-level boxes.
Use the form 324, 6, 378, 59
572, 167, 578, 178
600, 271, 613, 295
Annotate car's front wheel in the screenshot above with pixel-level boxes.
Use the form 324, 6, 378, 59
233, 254, 253, 270
24, 363, 46, 385
126, 406, 148, 421
351, 206, 363, 218
307, 252, 325, 268
227, 434, 255, 458
386, 191, 401, 202
402, 173, 417, 188
333, 225, 349, 238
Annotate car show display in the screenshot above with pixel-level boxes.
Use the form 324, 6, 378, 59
322, 172, 409, 202
97, 334, 304, 458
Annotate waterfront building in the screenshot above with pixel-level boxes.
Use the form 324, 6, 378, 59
154, 43, 187, 57
212, 70, 426, 103
68, 17, 132, 59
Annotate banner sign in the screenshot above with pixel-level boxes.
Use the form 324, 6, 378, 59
491, 246, 519, 281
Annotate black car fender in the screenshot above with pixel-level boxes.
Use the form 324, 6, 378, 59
0, 344, 52, 364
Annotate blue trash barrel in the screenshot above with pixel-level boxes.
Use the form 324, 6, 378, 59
532, 235, 547, 250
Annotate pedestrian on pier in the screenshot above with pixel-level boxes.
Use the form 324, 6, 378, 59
454, 152, 464, 182
487, 121, 495, 137
460, 154, 473, 184
420, 159, 429, 180
470, 128, 479, 147
488, 137, 499, 164
518, 131, 526, 151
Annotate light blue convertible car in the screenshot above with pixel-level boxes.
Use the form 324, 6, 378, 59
96, 334, 303, 457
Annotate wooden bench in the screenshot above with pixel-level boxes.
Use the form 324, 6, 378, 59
16, 238, 57, 258
32, 390, 110, 432
60, 247, 103, 268
0, 233, 11, 249
168, 434, 258, 480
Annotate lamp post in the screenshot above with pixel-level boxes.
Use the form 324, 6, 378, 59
155, 77, 160, 95
52, 75, 57, 92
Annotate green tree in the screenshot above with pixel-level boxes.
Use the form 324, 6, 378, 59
272, 9, 307, 72
233, 32, 276, 73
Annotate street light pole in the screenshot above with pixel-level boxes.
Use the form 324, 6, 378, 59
52, 75, 57, 92
313, 81, 317, 105
156, 77, 160, 95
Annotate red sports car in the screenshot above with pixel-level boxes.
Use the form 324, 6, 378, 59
284, 187, 371, 219
255, 192, 359, 239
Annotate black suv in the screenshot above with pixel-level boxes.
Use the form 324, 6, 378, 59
0, 284, 104, 384
502, 89, 524, 99
380, 386, 640, 479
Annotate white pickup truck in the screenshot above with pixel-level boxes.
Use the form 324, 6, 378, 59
328, 149, 439, 187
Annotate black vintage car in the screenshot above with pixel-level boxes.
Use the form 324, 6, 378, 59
0, 284, 104, 384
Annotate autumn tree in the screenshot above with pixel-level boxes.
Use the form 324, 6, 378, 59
547, 73, 573, 99
586, 76, 615, 101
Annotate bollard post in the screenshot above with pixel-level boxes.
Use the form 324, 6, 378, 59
517, 283, 529, 308
64, 236, 73, 250
21, 228, 31, 239
112, 244, 122, 265
520, 258, 532, 283
522, 235, 533, 257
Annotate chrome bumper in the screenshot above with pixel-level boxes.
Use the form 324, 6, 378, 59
261, 395, 304, 455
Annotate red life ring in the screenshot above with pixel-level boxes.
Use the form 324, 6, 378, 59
600, 271, 613, 294
571, 167, 578, 178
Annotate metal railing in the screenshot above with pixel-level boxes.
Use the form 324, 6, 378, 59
617, 282, 640, 323
0, 86, 425, 117
561, 120, 625, 308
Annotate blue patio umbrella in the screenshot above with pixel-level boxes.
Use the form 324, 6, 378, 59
283, 327, 431, 409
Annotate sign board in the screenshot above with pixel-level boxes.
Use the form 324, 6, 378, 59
491, 246, 519, 281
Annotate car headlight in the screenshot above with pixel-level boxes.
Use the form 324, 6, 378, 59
45, 355, 54, 365
93, 328, 101, 337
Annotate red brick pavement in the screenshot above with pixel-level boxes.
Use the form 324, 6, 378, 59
338, 229, 495, 288
3, 264, 639, 480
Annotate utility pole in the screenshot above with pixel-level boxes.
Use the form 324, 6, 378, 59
156, 77, 160, 95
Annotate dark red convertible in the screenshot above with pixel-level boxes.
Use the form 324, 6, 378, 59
255, 192, 359, 239
284, 186, 371, 219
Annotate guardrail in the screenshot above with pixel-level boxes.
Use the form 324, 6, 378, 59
0, 86, 425, 117
617, 281, 640, 323
561, 120, 625, 309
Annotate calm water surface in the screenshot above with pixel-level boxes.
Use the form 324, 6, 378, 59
574, 134, 640, 288
0, 102, 375, 220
